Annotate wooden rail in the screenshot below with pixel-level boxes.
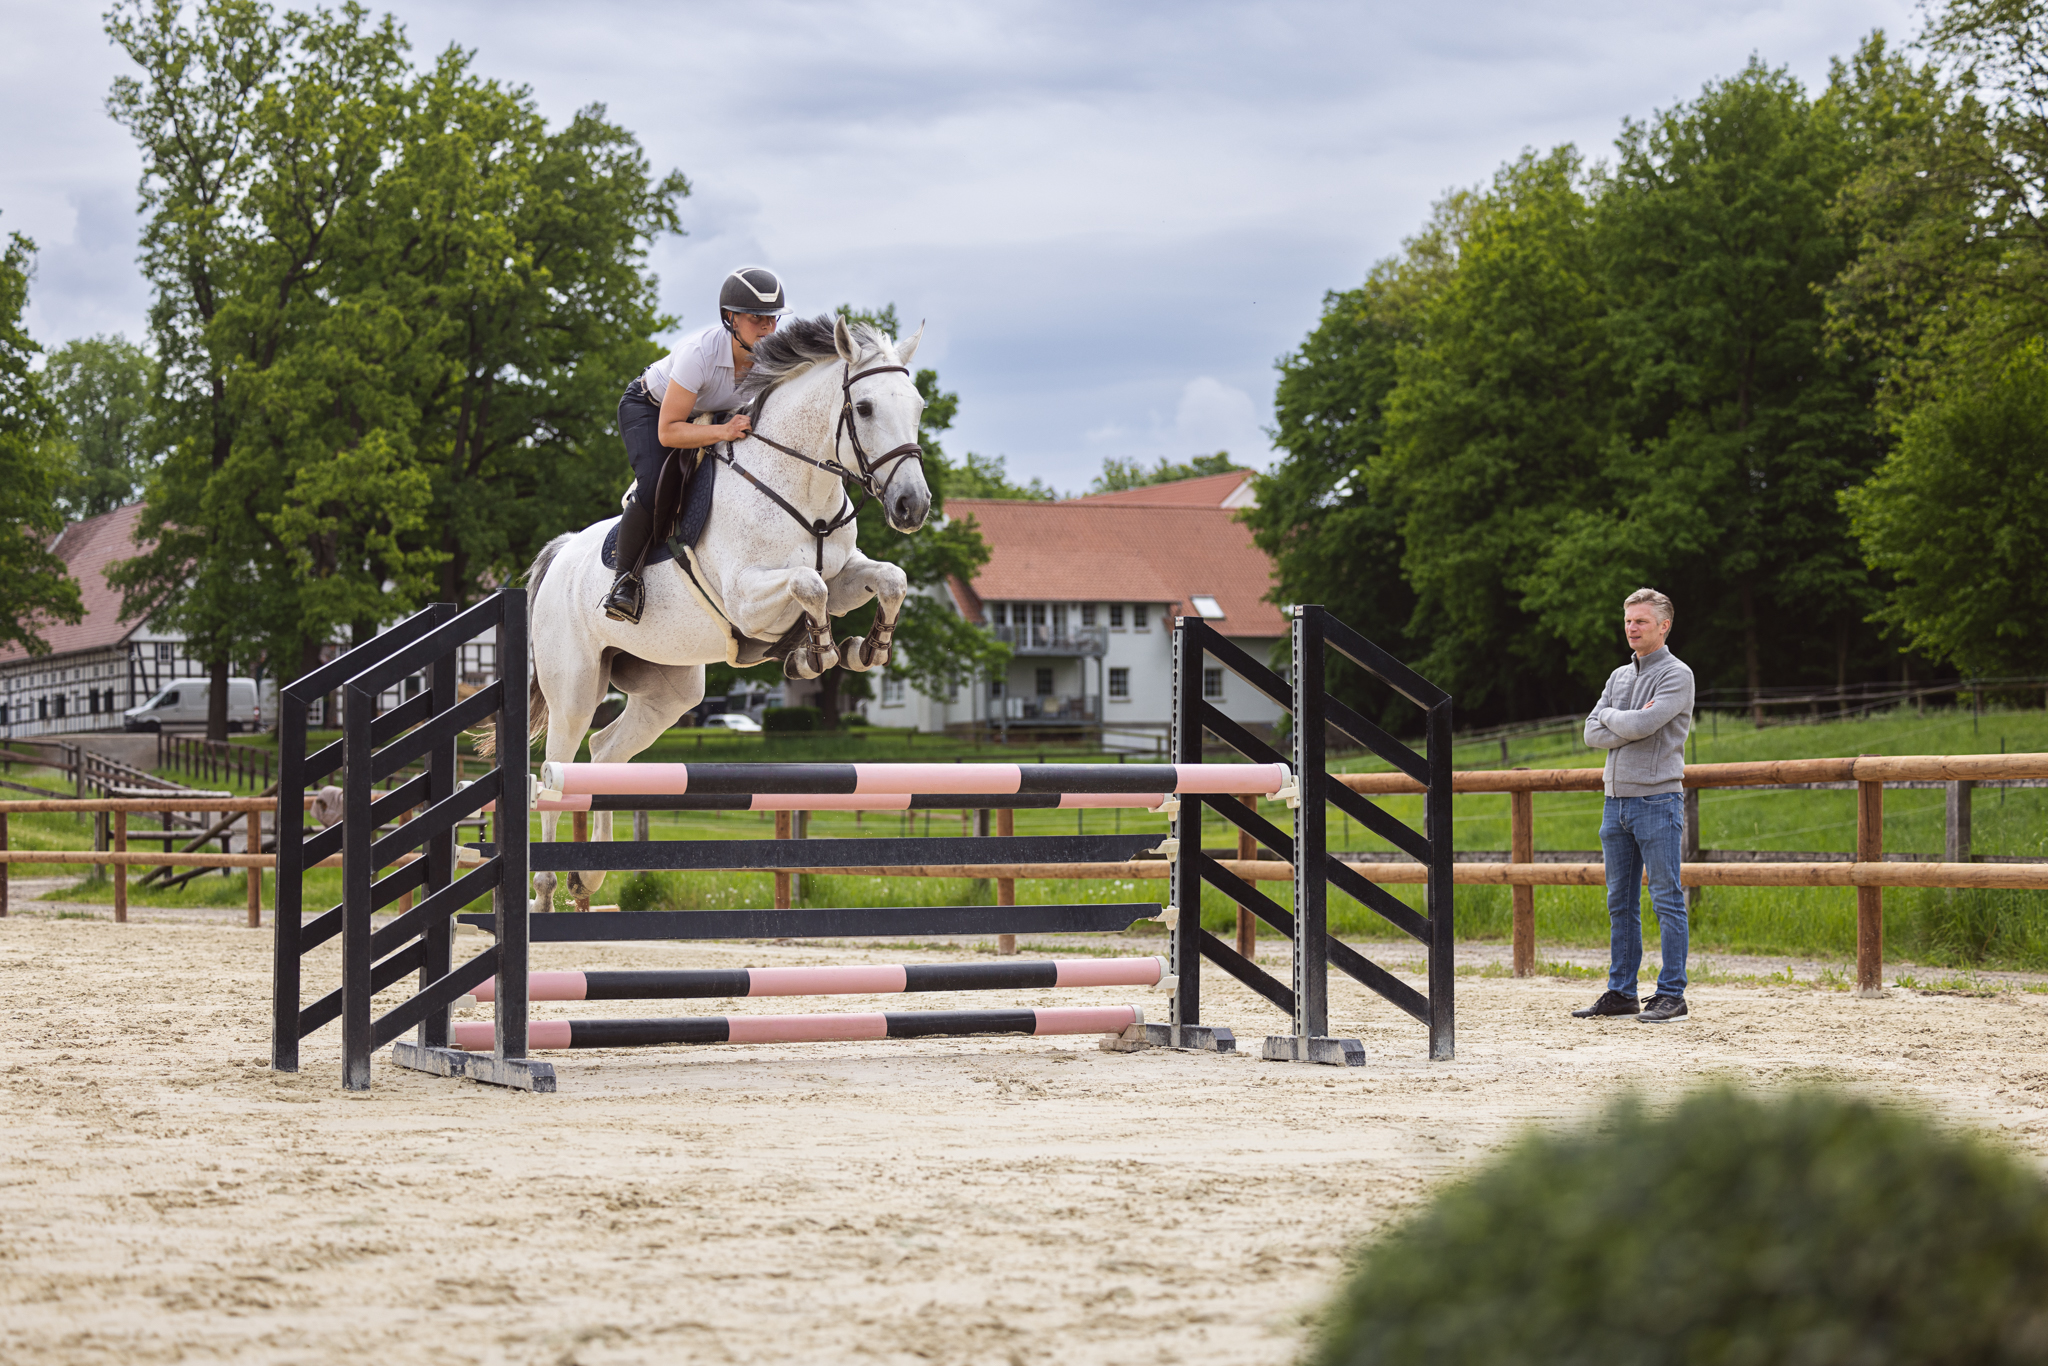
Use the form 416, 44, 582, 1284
1341, 752, 2048, 995
9, 755, 2045, 998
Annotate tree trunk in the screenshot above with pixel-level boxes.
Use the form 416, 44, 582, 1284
817, 668, 841, 732
206, 655, 230, 742
1740, 579, 1763, 727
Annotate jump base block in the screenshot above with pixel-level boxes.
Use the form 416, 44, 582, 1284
1138, 1022, 1237, 1053
1260, 1034, 1367, 1067
392, 1041, 558, 1092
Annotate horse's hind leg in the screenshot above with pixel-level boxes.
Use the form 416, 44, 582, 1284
572, 661, 707, 904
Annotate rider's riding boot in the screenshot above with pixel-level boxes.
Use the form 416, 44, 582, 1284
602, 500, 655, 625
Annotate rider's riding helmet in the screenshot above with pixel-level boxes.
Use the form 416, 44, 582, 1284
719, 266, 786, 351
720, 266, 786, 316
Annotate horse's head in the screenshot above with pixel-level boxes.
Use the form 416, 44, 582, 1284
833, 316, 932, 533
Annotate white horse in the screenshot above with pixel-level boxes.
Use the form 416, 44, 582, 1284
508, 316, 931, 911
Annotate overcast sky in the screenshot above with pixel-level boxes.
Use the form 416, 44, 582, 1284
3, 0, 1919, 493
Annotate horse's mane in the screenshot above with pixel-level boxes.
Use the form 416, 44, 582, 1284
736, 314, 889, 406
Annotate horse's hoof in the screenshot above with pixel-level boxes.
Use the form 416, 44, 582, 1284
836, 637, 872, 671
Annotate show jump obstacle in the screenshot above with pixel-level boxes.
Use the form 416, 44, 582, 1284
269, 591, 1454, 1091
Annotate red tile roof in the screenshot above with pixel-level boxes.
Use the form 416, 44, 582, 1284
0, 503, 153, 664
943, 498, 1284, 637
1068, 470, 1255, 507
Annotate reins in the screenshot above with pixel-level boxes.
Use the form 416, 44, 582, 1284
719, 357, 925, 573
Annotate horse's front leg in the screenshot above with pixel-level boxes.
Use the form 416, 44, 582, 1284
729, 566, 839, 679
827, 551, 910, 672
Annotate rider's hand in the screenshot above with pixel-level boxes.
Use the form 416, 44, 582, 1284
725, 415, 753, 441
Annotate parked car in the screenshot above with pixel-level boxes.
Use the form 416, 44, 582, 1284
124, 677, 272, 733
703, 712, 762, 732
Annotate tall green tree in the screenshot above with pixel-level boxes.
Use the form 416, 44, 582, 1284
105, 0, 685, 736
1841, 339, 2048, 676
0, 230, 85, 656
105, 0, 286, 739
44, 334, 163, 518
1532, 62, 1886, 708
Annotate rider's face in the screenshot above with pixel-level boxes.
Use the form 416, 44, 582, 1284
732, 312, 779, 345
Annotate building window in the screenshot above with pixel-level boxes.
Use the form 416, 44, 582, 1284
1029, 603, 1047, 626
1108, 668, 1130, 700
991, 603, 1007, 625
1203, 668, 1224, 700
1133, 604, 1150, 630
1109, 604, 1124, 629
1080, 604, 1096, 627
38, 698, 48, 720
1034, 667, 1054, 696
882, 673, 906, 706
988, 679, 1004, 698
1052, 603, 1067, 634
156, 642, 172, 661
53, 694, 66, 718
89, 690, 100, 715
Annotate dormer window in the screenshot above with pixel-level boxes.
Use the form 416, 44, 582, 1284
1190, 594, 1225, 620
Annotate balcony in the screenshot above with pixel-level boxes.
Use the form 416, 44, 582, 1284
990, 624, 1108, 657
1001, 693, 1101, 724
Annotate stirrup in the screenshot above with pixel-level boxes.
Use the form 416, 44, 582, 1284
602, 572, 644, 625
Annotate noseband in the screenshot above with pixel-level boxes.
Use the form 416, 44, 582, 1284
718, 358, 927, 572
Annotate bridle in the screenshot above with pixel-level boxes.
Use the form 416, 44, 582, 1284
718, 358, 926, 572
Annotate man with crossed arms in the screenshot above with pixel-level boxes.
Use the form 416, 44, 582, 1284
1571, 588, 1695, 1024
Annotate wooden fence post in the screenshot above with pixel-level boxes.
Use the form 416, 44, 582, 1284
1857, 779, 1884, 996
0, 811, 7, 917
1945, 780, 1973, 864
246, 808, 262, 928
774, 809, 792, 910
997, 807, 1016, 956
1510, 788, 1535, 976
1235, 793, 1258, 960
1683, 787, 1701, 912
113, 811, 127, 924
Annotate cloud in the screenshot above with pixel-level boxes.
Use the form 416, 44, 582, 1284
0, 0, 1918, 485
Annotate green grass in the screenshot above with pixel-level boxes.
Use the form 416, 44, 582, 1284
11, 704, 2048, 971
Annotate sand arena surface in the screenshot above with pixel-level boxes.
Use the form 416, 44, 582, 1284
5, 905, 2048, 1365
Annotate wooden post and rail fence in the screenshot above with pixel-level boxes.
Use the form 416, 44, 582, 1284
3, 751, 2046, 995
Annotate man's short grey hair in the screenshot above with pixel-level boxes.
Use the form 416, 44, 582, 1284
1624, 588, 1675, 622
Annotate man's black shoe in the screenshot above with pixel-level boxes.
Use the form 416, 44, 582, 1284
1570, 990, 1640, 1019
1638, 995, 1689, 1023
602, 572, 645, 624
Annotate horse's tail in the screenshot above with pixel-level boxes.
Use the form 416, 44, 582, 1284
474, 532, 572, 757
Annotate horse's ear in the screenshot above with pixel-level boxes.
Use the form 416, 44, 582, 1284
896, 322, 924, 368
833, 315, 858, 363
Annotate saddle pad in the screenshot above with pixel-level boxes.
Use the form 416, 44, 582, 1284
600, 518, 677, 572
674, 451, 718, 551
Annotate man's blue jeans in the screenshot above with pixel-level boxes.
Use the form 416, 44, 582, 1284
1600, 793, 1688, 1000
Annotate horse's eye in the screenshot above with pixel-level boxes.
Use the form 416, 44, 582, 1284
856, 400, 873, 418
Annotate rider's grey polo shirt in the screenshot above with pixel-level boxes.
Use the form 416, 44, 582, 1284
639, 323, 748, 413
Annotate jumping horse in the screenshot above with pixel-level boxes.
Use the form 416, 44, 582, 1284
500, 315, 932, 911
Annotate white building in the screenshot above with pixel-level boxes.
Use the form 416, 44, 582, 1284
0, 504, 212, 740
874, 470, 1288, 745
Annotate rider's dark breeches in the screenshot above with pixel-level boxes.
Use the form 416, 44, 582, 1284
615, 378, 675, 573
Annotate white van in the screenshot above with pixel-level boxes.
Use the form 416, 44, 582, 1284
124, 678, 274, 733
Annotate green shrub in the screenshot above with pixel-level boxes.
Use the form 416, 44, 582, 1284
1308, 1086, 2048, 1366
763, 706, 821, 732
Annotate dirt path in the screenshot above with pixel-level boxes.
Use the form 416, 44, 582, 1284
2, 913, 2045, 1366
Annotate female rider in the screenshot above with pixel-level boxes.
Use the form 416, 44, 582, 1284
603, 265, 788, 623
